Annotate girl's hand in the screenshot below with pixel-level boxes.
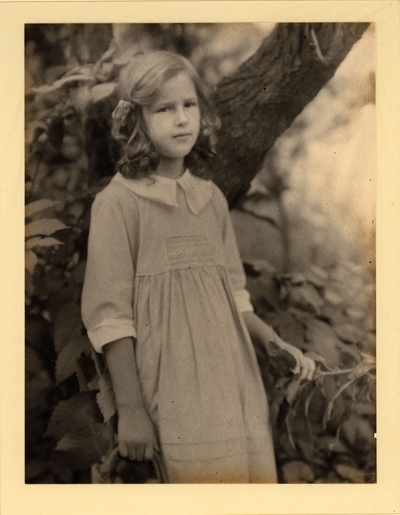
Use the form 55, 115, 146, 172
278, 341, 316, 381
242, 311, 316, 381
117, 407, 157, 461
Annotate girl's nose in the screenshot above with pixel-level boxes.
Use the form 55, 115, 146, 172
176, 106, 188, 124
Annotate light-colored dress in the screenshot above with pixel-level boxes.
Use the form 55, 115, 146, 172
81, 170, 277, 483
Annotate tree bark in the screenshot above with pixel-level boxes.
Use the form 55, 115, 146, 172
208, 23, 370, 207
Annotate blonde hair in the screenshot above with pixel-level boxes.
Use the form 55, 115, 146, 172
111, 51, 220, 178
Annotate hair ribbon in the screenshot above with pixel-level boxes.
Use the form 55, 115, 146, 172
112, 99, 133, 130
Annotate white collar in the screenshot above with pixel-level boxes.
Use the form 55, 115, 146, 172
112, 170, 213, 215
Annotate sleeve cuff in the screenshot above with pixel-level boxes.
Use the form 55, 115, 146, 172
233, 289, 254, 313
87, 319, 137, 353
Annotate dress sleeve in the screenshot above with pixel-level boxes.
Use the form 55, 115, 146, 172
81, 187, 138, 353
215, 185, 254, 313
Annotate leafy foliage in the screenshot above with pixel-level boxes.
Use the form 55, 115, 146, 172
246, 261, 376, 483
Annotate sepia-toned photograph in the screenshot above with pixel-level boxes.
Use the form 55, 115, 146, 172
24, 22, 377, 486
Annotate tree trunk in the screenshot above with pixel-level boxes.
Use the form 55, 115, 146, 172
208, 23, 370, 206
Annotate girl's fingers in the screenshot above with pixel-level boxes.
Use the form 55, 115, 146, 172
119, 443, 128, 458
302, 358, 316, 381
128, 447, 136, 461
121, 443, 154, 461
144, 443, 153, 461
284, 343, 316, 381
299, 365, 308, 381
296, 355, 316, 382
292, 355, 301, 375
136, 445, 145, 461
308, 359, 316, 380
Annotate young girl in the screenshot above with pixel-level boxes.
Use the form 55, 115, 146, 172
81, 50, 315, 484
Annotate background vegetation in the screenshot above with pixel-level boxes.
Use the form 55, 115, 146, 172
25, 23, 376, 484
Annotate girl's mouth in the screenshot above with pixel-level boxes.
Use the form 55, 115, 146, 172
174, 133, 191, 138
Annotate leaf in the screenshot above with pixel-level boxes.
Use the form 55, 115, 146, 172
91, 348, 105, 376
47, 283, 81, 321
25, 237, 42, 250
322, 377, 355, 429
344, 306, 366, 320
305, 265, 328, 289
25, 346, 53, 414
334, 322, 363, 345
45, 392, 102, 440
354, 402, 376, 417
304, 350, 326, 364
245, 259, 277, 276
75, 359, 90, 392
297, 440, 327, 468
25, 236, 64, 250
324, 288, 343, 305
48, 459, 73, 483
304, 319, 342, 368
241, 194, 280, 227
25, 250, 38, 274
63, 64, 95, 78
96, 371, 117, 423
25, 199, 62, 218
317, 436, 349, 454
25, 345, 45, 375
265, 310, 305, 349
290, 273, 306, 285
75, 354, 96, 392
98, 447, 119, 474
54, 420, 112, 470
25, 460, 48, 481
152, 450, 169, 484
348, 361, 374, 381
341, 414, 375, 452
281, 461, 316, 483
68, 84, 93, 112
91, 82, 117, 103
39, 73, 95, 97
70, 261, 86, 284
284, 413, 295, 449
304, 388, 315, 419
322, 400, 334, 430
285, 376, 302, 405
247, 275, 281, 311
26, 218, 68, 238
275, 376, 292, 389
265, 340, 297, 376
334, 463, 366, 483
55, 334, 92, 385
53, 302, 82, 352
116, 458, 153, 484
67, 201, 85, 220
26, 315, 51, 350
288, 283, 324, 315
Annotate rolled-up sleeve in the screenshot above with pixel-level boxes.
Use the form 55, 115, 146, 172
216, 186, 254, 313
81, 188, 138, 353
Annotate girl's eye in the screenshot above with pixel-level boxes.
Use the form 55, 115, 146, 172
157, 106, 170, 113
185, 101, 198, 108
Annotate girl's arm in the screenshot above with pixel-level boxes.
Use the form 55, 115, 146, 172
104, 337, 157, 461
215, 187, 315, 381
242, 311, 316, 381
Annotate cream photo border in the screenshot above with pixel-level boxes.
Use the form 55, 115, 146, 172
0, 2, 399, 514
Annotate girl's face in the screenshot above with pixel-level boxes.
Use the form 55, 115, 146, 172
143, 71, 201, 165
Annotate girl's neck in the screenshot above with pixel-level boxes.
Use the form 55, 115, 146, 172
155, 157, 185, 180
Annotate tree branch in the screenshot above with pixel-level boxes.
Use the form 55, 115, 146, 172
207, 23, 370, 206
